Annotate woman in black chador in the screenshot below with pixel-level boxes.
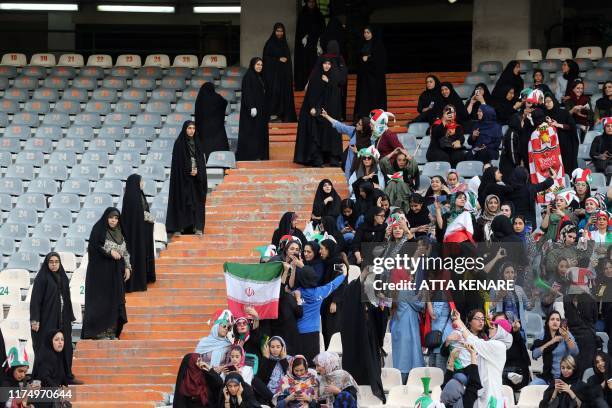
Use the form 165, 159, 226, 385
195, 82, 229, 159
122, 173, 156, 292
263, 22, 296, 123
294, 57, 343, 167
166, 120, 207, 235
82, 207, 130, 340
294, 0, 325, 91
30, 252, 76, 382
354, 26, 387, 118
236, 58, 270, 161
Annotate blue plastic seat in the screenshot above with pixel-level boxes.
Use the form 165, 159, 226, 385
7, 207, 38, 225
137, 163, 166, 181
15, 151, 44, 167
20, 237, 52, 255
24, 100, 50, 115
83, 193, 113, 209
220, 77, 241, 90
0, 65, 18, 78
33, 127, 62, 142
129, 125, 158, 140
104, 164, 133, 180
110, 66, 135, 78
60, 178, 90, 196
56, 138, 85, 153
79, 66, 104, 79
85, 101, 111, 115
88, 138, 117, 154
65, 125, 95, 140
3, 88, 28, 102
15, 193, 47, 212
98, 125, 125, 140
92, 88, 118, 103
137, 66, 163, 79
32, 87, 59, 102
93, 179, 124, 196
0, 138, 21, 153
27, 177, 59, 195
134, 113, 162, 127
181, 87, 199, 101
62, 87, 88, 102
81, 151, 110, 167
50, 66, 76, 79
53, 99, 81, 114
0, 236, 15, 255
114, 100, 141, 115
140, 177, 158, 196
54, 237, 87, 256
151, 88, 176, 103
195, 67, 220, 79
158, 125, 181, 139
74, 113, 102, 128
6, 251, 40, 271
31, 223, 63, 242
0, 98, 19, 114
5, 164, 35, 181
71, 164, 100, 181
165, 113, 191, 126
103, 113, 131, 127
101, 77, 128, 90
160, 76, 186, 90
0, 222, 28, 241
175, 100, 195, 114
113, 151, 141, 167
0, 152, 11, 168
144, 101, 171, 115
4, 125, 31, 140
121, 87, 147, 103
119, 139, 147, 154
42, 113, 70, 127
65, 223, 92, 240
49, 193, 81, 212
48, 151, 77, 168
131, 77, 156, 90
72, 76, 97, 90
145, 150, 171, 168
12, 112, 39, 127
22, 65, 46, 78
75, 207, 103, 225
13, 76, 38, 90
39, 163, 69, 181
43, 76, 68, 89
167, 67, 192, 78
41, 208, 73, 226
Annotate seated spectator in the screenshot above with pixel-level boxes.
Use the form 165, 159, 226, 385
273, 355, 319, 408
173, 353, 223, 408
491, 263, 531, 328
413, 74, 441, 124
406, 193, 432, 238
555, 59, 580, 103
314, 351, 359, 408
446, 168, 462, 191
195, 310, 234, 367
336, 199, 364, 244
311, 179, 342, 226
539, 355, 588, 408
218, 372, 260, 408
586, 351, 612, 406
349, 146, 385, 198
221, 345, 254, 385
531, 311, 579, 385
541, 195, 578, 244
586, 210, 612, 245
32, 329, 69, 393
258, 336, 291, 395
380, 147, 420, 207
435, 191, 474, 241
354, 181, 380, 217
370, 109, 404, 158
427, 107, 467, 168
319, 217, 346, 252
474, 194, 501, 242
532, 69, 553, 96
440, 344, 481, 408
2, 343, 33, 407
512, 215, 538, 293
492, 85, 522, 125
492, 61, 524, 103
595, 81, 612, 123
564, 79, 594, 139
433, 82, 469, 127
543, 94, 579, 174
271, 212, 307, 250
465, 82, 491, 124
351, 207, 387, 265
500, 201, 514, 218
232, 312, 262, 362
467, 104, 503, 163
589, 117, 612, 177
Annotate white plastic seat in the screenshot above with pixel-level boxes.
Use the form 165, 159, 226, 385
144, 54, 170, 68
6, 301, 29, 321
516, 49, 542, 62
576, 46, 603, 60
516, 385, 547, 408
58, 54, 84, 67
30, 53, 56, 67
0, 269, 30, 290
357, 385, 384, 408
56, 251, 77, 273
327, 332, 342, 355
153, 223, 167, 244
1, 53, 27, 67
86, 54, 113, 68
406, 367, 444, 389
546, 47, 573, 60
381, 367, 403, 392
202, 54, 227, 68
387, 385, 441, 408
115, 54, 142, 68
173, 55, 198, 68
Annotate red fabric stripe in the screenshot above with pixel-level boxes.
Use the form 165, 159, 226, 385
227, 299, 279, 320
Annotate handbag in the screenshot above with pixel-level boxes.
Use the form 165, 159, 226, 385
424, 306, 453, 350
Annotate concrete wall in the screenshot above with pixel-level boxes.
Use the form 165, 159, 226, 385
240, 0, 297, 67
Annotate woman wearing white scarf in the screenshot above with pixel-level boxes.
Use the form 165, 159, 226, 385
195, 310, 234, 367
314, 351, 359, 407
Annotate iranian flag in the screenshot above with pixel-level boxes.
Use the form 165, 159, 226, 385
443, 211, 475, 244
224, 261, 283, 319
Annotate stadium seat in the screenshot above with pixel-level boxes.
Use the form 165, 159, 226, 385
167, 66, 192, 78
114, 100, 141, 115
477, 60, 503, 75
31, 223, 63, 242
151, 88, 176, 103
538, 59, 562, 72
546, 47, 573, 60
145, 101, 171, 115
145, 150, 172, 168
74, 113, 102, 128
0, 237, 15, 255
39, 163, 69, 181
13, 76, 39, 90
41, 208, 72, 227
72, 76, 97, 90
0, 152, 11, 168
1, 53, 27, 67
153, 222, 167, 245
597, 332, 609, 353
140, 177, 158, 196
20, 237, 52, 255
144, 54, 170, 68
113, 151, 141, 167
115, 54, 142, 68
524, 311, 544, 342
456, 160, 483, 177
0, 222, 27, 241
104, 164, 133, 180
42, 112, 70, 127
585, 68, 610, 83
3, 88, 28, 102
356, 385, 384, 407
32, 87, 59, 102
102, 77, 128, 90
122, 87, 148, 103
86, 54, 112, 68
75, 208, 103, 225
129, 124, 158, 139
56, 89, 84, 104
82, 151, 110, 167
93, 179, 124, 196
137, 164, 166, 181
54, 237, 86, 256
60, 178, 90, 196
98, 125, 125, 140
27, 177, 59, 196
110, 66, 135, 79
220, 77, 241, 90
56, 138, 85, 153
583, 80, 599, 95
422, 161, 451, 178
137, 67, 162, 80
6, 251, 39, 272
516, 385, 547, 408
516, 49, 542, 62
24, 100, 50, 115
181, 87, 200, 101
166, 113, 192, 126
0, 99, 19, 114
22, 66, 46, 79
30, 53, 56, 67
591, 173, 607, 190
71, 164, 100, 181
195, 66, 221, 79
160, 76, 187, 90
15, 151, 44, 167
83, 193, 113, 209
92, 88, 118, 103
119, 138, 148, 154
0, 138, 21, 154
0, 65, 17, 78
7, 207, 37, 225
576, 46, 603, 60
574, 58, 594, 72
16, 193, 46, 212
598, 57, 612, 69
387, 385, 441, 408
85, 101, 112, 115
207, 151, 236, 169
172, 55, 198, 68
0, 283, 25, 307
50, 66, 76, 78
217, 89, 236, 103
202, 54, 227, 69
58, 54, 84, 67
12, 112, 39, 127
381, 367, 403, 393
0, 77, 7, 90
5, 164, 35, 181
65, 223, 92, 240
159, 125, 181, 139
104, 113, 131, 127
89, 138, 117, 154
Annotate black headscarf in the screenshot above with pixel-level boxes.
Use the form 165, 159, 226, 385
532, 311, 562, 382
596, 80, 612, 115
121, 173, 149, 223
277, 212, 298, 237
465, 82, 491, 119
562, 59, 580, 96
174, 353, 211, 407
32, 328, 68, 387
477, 166, 498, 204
219, 372, 258, 408
263, 22, 296, 122
490, 215, 520, 243
531, 108, 546, 127
418, 74, 442, 114
436, 82, 468, 122
492, 60, 523, 101
247, 57, 265, 90
312, 179, 342, 218
31, 252, 72, 330
340, 199, 360, 229
195, 82, 229, 158
103, 208, 124, 244
492, 84, 519, 125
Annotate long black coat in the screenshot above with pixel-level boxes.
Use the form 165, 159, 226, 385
30, 252, 75, 378
354, 32, 387, 118
173, 353, 223, 408
122, 174, 155, 292
166, 121, 207, 233
236, 58, 269, 161
263, 23, 296, 122
81, 207, 128, 339
195, 82, 229, 159
294, 4, 325, 91
33, 329, 69, 407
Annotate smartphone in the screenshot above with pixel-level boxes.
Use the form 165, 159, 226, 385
560, 319, 568, 329
226, 365, 237, 372
333, 264, 344, 273
429, 101, 435, 108
475, 89, 480, 96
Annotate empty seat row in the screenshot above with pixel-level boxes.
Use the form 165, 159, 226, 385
516, 46, 612, 62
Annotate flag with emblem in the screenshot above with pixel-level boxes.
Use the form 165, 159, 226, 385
224, 261, 284, 319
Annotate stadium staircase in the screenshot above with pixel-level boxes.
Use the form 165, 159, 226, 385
70, 71, 466, 406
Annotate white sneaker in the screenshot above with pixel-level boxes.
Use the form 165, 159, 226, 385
507, 372, 523, 385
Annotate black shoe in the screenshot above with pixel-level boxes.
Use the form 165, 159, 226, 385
68, 378, 84, 385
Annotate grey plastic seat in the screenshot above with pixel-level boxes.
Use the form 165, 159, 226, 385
74, 113, 102, 128
137, 66, 163, 79
43, 76, 68, 89
131, 77, 156, 90
3, 88, 28, 102
583, 80, 599, 96
397, 133, 416, 150
464, 72, 490, 86
137, 164, 166, 181
0, 65, 18, 78
119, 139, 147, 154
98, 125, 125, 140
15, 151, 44, 167
85, 101, 111, 115
575, 58, 595, 72
181, 87, 200, 101
32, 87, 59, 102
207, 151, 236, 169
104, 113, 131, 127
32, 128, 61, 144
71, 164, 100, 181
50, 66, 76, 78
149, 207, 166, 224
151, 88, 176, 103
225, 66, 246, 77
7, 207, 38, 225
538, 59, 562, 72
82, 150, 110, 167
167, 67, 192, 78
53, 99, 81, 114
83, 193, 113, 209
61, 87, 88, 103
0, 77, 7, 90
166, 113, 191, 126
88, 138, 117, 154
0, 152, 11, 168
48, 151, 77, 168
6, 251, 40, 271
42, 113, 70, 127
456, 160, 484, 177
477, 60, 503, 75
145, 101, 171, 115
75, 207, 103, 225
585, 68, 610, 83
49, 193, 81, 212
597, 58, 612, 69
0, 237, 15, 255
41, 208, 73, 226
220, 77, 241, 90
72, 76, 97, 90
113, 151, 141, 167
195, 67, 220, 78
159, 125, 181, 139
422, 161, 452, 178
15, 193, 47, 212
4, 125, 31, 140
134, 113, 162, 127
127, 125, 155, 141
140, 178, 158, 196
114, 100, 141, 115
54, 237, 86, 255
65, 223, 92, 240
12, 112, 39, 127
92, 88, 118, 103
160, 76, 187, 90
66, 125, 95, 140
27, 177, 59, 195
39, 163, 69, 181
150, 138, 173, 151
110, 66, 135, 78
121, 87, 147, 103
93, 179, 124, 196
22, 65, 46, 78
31, 223, 63, 242
56, 138, 85, 153
60, 178, 90, 196
591, 173, 606, 190
20, 237, 52, 255
13, 76, 38, 90
175, 100, 195, 113
24, 100, 50, 115
5, 164, 35, 181
101, 77, 128, 90
217, 89, 236, 103
145, 150, 171, 168
152, 194, 168, 209
104, 164, 133, 180
0, 98, 20, 113
0, 138, 21, 153
0, 222, 28, 241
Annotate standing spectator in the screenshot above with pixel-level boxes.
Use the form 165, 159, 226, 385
319, 239, 347, 349
81, 208, 130, 340
294, 0, 325, 91
354, 26, 387, 118
555, 59, 580, 103
194, 82, 229, 159
263, 23, 296, 123
30, 252, 77, 383
492, 61, 524, 103
166, 121, 207, 236
564, 79, 594, 140
543, 94, 578, 174
122, 174, 155, 292
492, 86, 522, 125
237, 58, 270, 161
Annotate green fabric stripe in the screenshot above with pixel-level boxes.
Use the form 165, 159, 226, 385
223, 261, 283, 282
